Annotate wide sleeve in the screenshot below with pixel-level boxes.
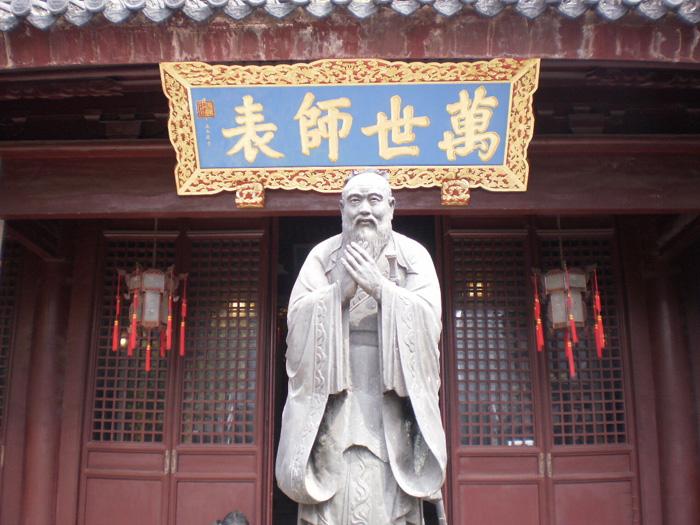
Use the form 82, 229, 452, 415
380, 240, 447, 498
275, 244, 349, 504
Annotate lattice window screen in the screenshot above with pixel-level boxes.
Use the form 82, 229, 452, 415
91, 238, 175, 443
540, 236, 626, 446
451, 236, 536, 446
180, 236, 261, 445
0, 242, 21, 438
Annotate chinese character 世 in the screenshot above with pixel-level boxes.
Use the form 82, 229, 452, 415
362, 95, 430, 160
221, 95, 284, 163
196, 98, 216, 119
438, 86, 500, 162
294, 92, 353, 162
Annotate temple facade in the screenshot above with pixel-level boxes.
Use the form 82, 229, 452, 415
0, 5, 699, 525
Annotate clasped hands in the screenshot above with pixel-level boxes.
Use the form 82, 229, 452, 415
339, 242, 386, 304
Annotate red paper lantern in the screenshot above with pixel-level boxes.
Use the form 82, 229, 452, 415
111, 264, 188, 371
532, 267, 606, 378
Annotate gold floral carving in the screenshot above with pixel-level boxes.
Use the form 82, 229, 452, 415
441, 179, 471, 206
160, 59, 540, 208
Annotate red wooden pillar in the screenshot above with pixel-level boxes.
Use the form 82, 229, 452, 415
19, 259, 70, 525
647, 268, 700, 525
0, 220, 5, 262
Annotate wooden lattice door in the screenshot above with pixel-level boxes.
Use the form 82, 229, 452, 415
445, 228, 637, 525
446, 232, 546, 524
169, 232, 266, 525
538, 233, 636, 525
80, 229, 268, 525
81, 233, 178, 525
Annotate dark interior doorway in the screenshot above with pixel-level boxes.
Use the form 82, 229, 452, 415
272, 214, 440, 524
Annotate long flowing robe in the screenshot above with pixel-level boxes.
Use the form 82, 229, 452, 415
276, 232, 447, 523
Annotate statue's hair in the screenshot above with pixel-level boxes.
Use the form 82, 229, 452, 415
344, 169, 390, 185
342, 170, 393, 198
215, 511, 249, 525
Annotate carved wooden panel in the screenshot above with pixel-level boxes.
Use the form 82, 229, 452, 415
539, 236, 627, 446
450, 235, 536, 447
553, 481, 634, 525
90, 237, 176, 443
179, 235, 261, 445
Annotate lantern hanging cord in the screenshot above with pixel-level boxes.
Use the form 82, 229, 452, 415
152, 218, 159, 268
557, 215, 566, 271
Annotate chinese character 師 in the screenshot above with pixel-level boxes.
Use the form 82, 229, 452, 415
221, 95, 284, 163
438, 86, 500, 162
362, 95, 430, 160
295, 92, 353, 162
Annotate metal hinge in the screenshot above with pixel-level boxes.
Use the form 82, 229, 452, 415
170, 449, 178, 475
546, 452, 553, 478
538, 452, 545, 477
163, 449, 170, 474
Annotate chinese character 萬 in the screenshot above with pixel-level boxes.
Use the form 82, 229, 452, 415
438, 86, 500, 162
221, 95, 284, 163
362, 95, 430, 160
294, 92, 353, 162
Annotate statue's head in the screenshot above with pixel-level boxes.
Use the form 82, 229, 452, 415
212, 511, 249, 525
339, 170, 395, 255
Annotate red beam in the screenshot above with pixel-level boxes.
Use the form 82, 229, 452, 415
0, 149, 699, 218
1, 11, 698, 71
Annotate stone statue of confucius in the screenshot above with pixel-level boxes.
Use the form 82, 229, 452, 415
276, 171, 448, 525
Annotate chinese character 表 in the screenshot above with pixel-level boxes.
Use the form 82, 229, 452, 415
221, 95, 284, 163
362, 95, 430, 160
438, 86, 500, 162
294, 92, 353, 162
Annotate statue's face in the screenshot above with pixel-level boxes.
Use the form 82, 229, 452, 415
340, 173, 395, 239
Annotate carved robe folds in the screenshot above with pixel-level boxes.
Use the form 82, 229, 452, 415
276, 232, 447, 525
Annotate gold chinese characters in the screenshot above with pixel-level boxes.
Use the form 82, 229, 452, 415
361, 95, 430, 160
221, 95, 284, 163
295, 93, 353, 162
438, 87, 500, 162
220, 88, 501, 164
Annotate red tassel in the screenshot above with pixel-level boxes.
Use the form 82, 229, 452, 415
160, 329, 167, 358
145, 341, 152, 372
536, 319, 545, 352
112, 273, 122, 352
179, 321, 186, 357
166, 294, 173, 351
595, 315, 606, 358
593, 270, 602, 312
112, 320, 120, 352
568, 314, 579, 344
533, 275, 545, 352
592, 270, 605, 359
128, 289, 139, 356
179, 276, 188, 357
565, 330, 576, 378
565, 269, 579, 344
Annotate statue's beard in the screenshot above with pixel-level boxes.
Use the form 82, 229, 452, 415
342, 216, 392, 259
